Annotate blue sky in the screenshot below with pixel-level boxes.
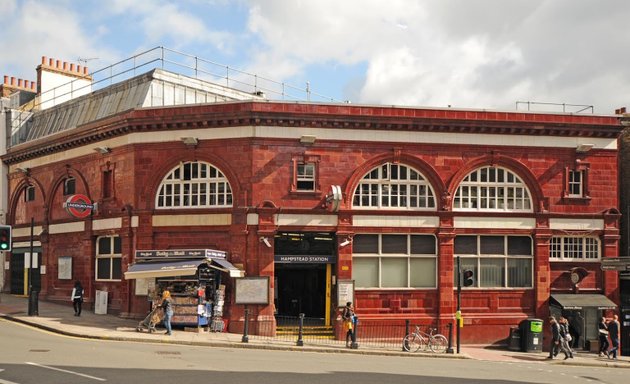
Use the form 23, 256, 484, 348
1, 0, 629, 113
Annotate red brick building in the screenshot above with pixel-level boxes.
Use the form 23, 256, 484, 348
1, 57, 624, 345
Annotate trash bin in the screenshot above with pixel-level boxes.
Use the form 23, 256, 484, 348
519, 318, 543, 352
508, 327, 521, 351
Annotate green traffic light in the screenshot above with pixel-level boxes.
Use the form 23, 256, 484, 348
0, 244, 7, 250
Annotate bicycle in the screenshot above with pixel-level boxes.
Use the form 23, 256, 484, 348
403, 326, 448, 353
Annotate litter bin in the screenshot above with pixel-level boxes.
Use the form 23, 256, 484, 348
508, 327, 521, 351
519, 318, 543, 352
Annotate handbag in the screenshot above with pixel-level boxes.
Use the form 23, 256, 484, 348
565, 333, 572, 342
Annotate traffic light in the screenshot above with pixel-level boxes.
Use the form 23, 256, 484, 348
0, 225, 11, 251
463, 269, 474, 287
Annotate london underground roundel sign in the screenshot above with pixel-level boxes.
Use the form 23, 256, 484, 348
64, 194, 94, 219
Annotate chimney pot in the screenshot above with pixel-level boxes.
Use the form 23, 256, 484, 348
3, 75, 7, 84
49, 58, 54, 66
63, 62, 68, 70
70, 63, 75, 71
10, 77, 16, 86
31, 82, 36, 90
56, 60, 61, 68
84, 67, 89, 75
18, 79, 23, 87
42, 56, 47, 64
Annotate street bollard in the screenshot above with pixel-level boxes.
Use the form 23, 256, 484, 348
351, 316, 359, 349
28, 291, 39, 316
241, 307, 249, 343
403, 319, 410, 351
296, 313, 304, 346
446, 322, 454, 354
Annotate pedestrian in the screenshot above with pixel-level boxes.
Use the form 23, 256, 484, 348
607, 314, 620, 360
547, 316, 568, 359
597, 316, 610, 357
558, 316, 574, 359
342, 301, 355, 347
71, 280, 84, 316
161, 290, 174, 336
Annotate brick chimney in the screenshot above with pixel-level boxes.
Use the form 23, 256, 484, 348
0, 75, 37, 98
36, 56, 93, 110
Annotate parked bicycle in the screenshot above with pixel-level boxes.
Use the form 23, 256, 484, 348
403, 326, 448, 353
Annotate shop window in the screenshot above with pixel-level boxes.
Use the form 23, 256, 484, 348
453, 166, 532, 212
156, 161, 232, 208
353, 234, 437, 288
25, 185, 35, 202
63, 177, 76, 195
549, 236, 600, 261
454, 235, 533, 288
96, 236, 122, 281
352, 163, 436, 210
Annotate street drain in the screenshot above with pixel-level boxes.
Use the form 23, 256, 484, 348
28, 349, 50, 353
156, 351, 181, 355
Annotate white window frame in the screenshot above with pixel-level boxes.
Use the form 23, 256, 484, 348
453, 166, 533, 212
567, 170, 584, 197
296, 162, 316, 191
549, 236, 600, 261
156, 161, 233, 209
352, 163, 436, 210
95, 236, 122, 281
455, 235, 534, 289
352, 234, 437, 289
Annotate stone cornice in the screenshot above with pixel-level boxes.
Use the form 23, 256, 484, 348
3, 101, 623, 164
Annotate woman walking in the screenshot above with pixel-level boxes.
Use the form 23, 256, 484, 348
161, 290, 174, 335
71, 280, 84, 316
598, 316, 609, 357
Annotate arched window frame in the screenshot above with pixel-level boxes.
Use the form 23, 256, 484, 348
352, 163, 436, 210
453, 166, 532, 212
155, 161, 233, 209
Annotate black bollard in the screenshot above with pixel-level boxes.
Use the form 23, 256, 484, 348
446, 322, 454, 354
296, 313, 304, 346
351, 316, 359, 349
403, 319, 410, 351
241, 306, 249, 343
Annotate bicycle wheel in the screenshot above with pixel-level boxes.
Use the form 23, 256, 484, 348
403, 334, 425, 352
429, 334, 448, 353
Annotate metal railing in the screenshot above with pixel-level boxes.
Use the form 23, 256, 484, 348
515, 101, 594, 114
241, 313, 454, 352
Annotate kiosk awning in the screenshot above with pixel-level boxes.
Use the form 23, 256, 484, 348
550, 294, 617, 310
124, 259, 207, 279
211, 258, 245, 278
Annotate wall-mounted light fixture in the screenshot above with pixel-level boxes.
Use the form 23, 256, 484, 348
260, 236, 272, 248
576, 143, 594, 153
94, 146, 111, 154
16, 167, 30, 175
181, 137, 199, 146
300, 135, 316, 144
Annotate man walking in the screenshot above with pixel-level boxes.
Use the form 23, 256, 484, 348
607, 314, 620, 360
547, 316, 567, 359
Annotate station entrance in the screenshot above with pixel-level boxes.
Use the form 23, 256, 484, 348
273, 232, 335, 326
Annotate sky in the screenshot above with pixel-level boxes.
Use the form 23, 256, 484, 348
1, 0, 629, 114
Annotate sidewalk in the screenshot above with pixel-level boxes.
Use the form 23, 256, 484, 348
1, 292, 627, 368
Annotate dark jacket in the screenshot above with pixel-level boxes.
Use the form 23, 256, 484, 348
607, 320, 619, 338
551, 321, 561, 342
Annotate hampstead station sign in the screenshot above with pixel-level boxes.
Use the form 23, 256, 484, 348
274, 255, 336, 264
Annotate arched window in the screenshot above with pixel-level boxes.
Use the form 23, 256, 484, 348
352, 163, 436, 210
156, 161, 232, 209
453, 166, 532, 212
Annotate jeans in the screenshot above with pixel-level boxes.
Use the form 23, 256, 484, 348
73, 299, 82, 316
610, 337, 619, 358
164, 310, 173, 334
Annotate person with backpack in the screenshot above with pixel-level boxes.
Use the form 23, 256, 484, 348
342, 302, 355, 347
71, 280, 84, 316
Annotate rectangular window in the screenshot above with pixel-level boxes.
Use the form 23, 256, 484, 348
549, 236, 600, 261
25, 185, 35, 202
96, 236, 122, 281
353, 234, 437, 288
568, 170, 583, 197
63, 177, 76, 195
296, 163, 316, 191
455, 235, 533, 288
